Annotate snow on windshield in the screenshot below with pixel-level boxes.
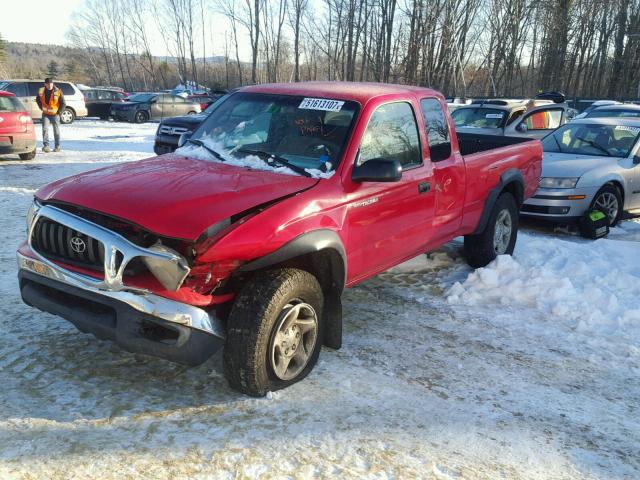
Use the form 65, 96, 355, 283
175, 141, 334, 179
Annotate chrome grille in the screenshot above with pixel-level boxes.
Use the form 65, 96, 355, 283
31, 217, 104, 271
159, 125, 189, 136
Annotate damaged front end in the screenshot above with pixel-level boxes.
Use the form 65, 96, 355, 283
17, 201, 226, 366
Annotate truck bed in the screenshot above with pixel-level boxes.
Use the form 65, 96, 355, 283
456, 132, 534, 156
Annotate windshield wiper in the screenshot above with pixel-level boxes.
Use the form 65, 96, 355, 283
575, 136, 612, 156
235, 147, 312, 177
186, 138, 226, 162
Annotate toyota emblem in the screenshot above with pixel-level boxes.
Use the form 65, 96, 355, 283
70, 236, 86, 253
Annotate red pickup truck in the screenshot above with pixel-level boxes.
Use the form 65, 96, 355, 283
17, 82, 542, 396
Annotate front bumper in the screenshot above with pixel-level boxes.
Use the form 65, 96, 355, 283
18, 267, 223, 365
17, 203, 226, 366
154, 134, 179, 154
521, 186, 598, 222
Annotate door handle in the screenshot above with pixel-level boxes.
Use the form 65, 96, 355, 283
418, 181, 431, 194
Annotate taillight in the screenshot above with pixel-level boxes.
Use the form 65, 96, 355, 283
200, 103, 207, 110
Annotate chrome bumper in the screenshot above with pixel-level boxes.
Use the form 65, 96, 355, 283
19, 203, 224, 339
17, 250, 225, 339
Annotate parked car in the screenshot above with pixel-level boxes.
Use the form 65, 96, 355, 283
0, 90, 36, 160
17, 82, 542, 396
83, 88, 126, 119
452, 94, 572, 139
573, 100, 623, 119
154, 94, 229, 154
521, 117, 640, 226
581, 104, 640, 119
110, 92, 202, 123
0, 79, 87, 124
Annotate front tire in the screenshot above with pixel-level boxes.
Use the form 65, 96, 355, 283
224, 268, 324, 397
59, 108, 75, 124
19, 149, 36, 160
464, 192, 518, 268
591, 185, 622, 227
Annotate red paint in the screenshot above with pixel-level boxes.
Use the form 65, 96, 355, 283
0, 90, 36, 152
31, 82, 542, 306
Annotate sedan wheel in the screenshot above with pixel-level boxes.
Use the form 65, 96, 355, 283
59, 108, 74, 124
592, 186, 622, 226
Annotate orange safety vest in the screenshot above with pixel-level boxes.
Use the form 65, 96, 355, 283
38, 87, 62, 116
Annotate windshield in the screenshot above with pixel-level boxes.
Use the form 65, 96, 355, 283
0, 82, 8, 91
178, 92, 359, 178
451, 107, 506, 128
0, 96, 25, 112
586, 109, 640, 119
542, 123, 640, 157
127, 93, 156, 102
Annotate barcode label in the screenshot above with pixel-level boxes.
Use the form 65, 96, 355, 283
299, 98, 345, 112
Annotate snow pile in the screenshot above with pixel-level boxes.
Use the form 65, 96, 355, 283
447, 233, 640, 355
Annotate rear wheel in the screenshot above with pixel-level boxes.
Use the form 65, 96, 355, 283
591, 185, 622, 227
59, 108, 75, 124
19, 149, 36, 160
464, 192, 518, 268
134, 110, 149, 123
187, 111, 197, 115
224, 268, 324, 397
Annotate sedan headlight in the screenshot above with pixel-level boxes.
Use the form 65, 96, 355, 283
539, 177, 579, 189
26, 199, 40, 233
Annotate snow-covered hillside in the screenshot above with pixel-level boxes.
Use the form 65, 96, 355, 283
0, 121, 637, 479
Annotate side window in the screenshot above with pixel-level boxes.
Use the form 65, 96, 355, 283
28, 82, 42, 96
58, 83, 75, 96
523, 109, 563, 130
359, 102, 421, 169
6, 82, 28, 97
84, 90, 95, 100
174, 96, 186, 103
420, 98, 451, 162
159, 95, 173, 104
97, 90, 111, 100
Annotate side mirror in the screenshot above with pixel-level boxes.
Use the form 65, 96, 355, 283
177, 131, 192, 148
516, 123, 528, 133
352, 158, 402, 182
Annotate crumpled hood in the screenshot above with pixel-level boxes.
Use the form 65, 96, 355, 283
542, 152, 622, 178
36, 154, 318, 240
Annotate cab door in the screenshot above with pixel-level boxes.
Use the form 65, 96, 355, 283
344, 100, 435, 282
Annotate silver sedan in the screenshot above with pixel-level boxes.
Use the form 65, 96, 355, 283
521, 118, 640, 226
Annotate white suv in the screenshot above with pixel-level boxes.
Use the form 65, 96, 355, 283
0, 79, 88, 124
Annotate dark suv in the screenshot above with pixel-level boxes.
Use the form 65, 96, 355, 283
154, 94, 228, 154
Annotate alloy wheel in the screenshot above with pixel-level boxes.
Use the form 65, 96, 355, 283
493, 209, 512, 254
269, 300, 318, 381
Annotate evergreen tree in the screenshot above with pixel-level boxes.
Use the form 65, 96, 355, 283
46, 60, 60, 78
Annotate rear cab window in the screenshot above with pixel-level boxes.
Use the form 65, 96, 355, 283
420, 98, 451, 162
522, 108, 563, 130
359, 102, 422, 170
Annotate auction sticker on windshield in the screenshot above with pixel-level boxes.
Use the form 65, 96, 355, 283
485, 113, 503, 118
615, 126, 640, 133
299, 98, 345, 112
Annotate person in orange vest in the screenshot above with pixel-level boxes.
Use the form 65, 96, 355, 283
35, 78, 66, 153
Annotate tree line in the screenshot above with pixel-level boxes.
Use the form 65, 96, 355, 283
4, 0, 640, 99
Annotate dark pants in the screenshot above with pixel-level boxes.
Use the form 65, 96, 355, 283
42, 114, 60, 147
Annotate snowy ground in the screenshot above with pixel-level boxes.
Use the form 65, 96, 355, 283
0, 120, 638, 479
